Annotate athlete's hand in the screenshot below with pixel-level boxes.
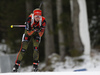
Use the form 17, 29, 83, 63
38, 32, 44, 37
27, 30, 34, 36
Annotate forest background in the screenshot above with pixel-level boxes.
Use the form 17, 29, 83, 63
0, 0, 100, 67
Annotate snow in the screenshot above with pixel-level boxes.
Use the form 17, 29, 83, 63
1, 72, 100, 75
17, 50, 100, 72
52, 50, 100, 72
0, 51, 98, 75
0, 51, 5, 56
0, 44, 8, 52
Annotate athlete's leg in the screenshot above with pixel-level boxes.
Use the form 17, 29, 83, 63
15, 34, 31, 63
13, 33, 31, 72
32, 35, 41, 71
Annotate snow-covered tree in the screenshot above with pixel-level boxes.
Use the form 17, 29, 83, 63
78, 0, 91, 55
70, 0, 91, 55
70, 0, 84, 54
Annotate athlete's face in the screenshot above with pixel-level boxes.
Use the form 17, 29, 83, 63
34, 15, 41, 22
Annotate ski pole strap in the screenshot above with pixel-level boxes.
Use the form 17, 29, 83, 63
33, 63, 38, 65
15, 63, 20, 66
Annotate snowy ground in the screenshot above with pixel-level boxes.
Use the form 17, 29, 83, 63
55, 50, 100, 72
1, 72, 100, 75
54, 51, 100, 72
1, 50, 100, 75
19, 50, 100, 72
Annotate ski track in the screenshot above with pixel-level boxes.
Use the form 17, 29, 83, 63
1, 72, 100, 75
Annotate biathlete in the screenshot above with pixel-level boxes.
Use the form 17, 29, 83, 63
13, 8, 46, 72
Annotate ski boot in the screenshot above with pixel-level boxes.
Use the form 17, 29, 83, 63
33, 62, 38, 72
13, 61, 20, 72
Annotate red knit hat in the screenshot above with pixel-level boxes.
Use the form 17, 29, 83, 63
33, 8, 42, 16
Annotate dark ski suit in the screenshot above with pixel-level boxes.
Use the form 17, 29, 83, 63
15, 14, 46, 64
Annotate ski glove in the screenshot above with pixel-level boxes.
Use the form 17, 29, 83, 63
27, 30, 35, 36
38, 32, 44, 37
27, 29, 41, 36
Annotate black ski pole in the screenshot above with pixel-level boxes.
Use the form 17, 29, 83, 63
39, 1, 43, 9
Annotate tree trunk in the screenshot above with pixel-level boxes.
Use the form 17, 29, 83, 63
26, 0, 33, 16
77, 0, 91, 55
43, 0, 55, 63
56, 0, 66, 61
70, 0, 84, 52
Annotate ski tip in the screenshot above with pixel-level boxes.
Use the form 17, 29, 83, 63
11, 25, 13, 28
